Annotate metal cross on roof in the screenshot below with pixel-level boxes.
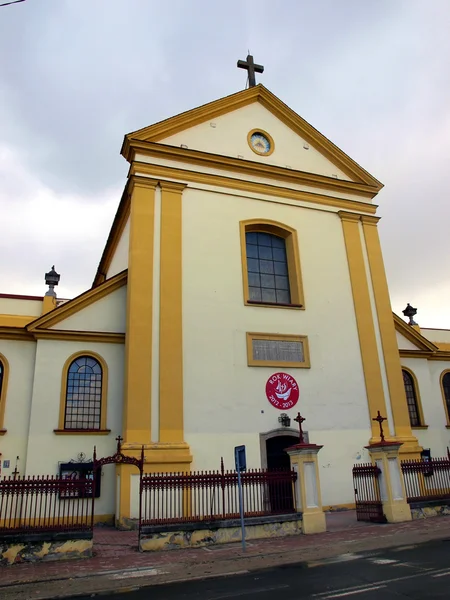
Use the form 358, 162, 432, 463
237, 54, 264, 87
294, 412, 306, 444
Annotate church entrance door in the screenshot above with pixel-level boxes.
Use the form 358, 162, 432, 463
265, 435, 296, 513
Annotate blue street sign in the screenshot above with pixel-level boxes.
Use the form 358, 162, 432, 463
234, 445, 247, 472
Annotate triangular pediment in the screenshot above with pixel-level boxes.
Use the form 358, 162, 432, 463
28, 271, 127, 332
122, 85, 382, 192
393, 313, 438, 352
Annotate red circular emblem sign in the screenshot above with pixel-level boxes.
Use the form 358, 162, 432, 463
265, 372, 299, 410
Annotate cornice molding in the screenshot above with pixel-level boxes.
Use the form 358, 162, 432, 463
32, 329, 125, 343
131, 162, 378, 215
122, 85, 383, 192
127, 140, 379, 199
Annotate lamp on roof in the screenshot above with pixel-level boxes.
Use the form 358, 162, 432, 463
45, 266, 60, 297
402, 303, 418, 326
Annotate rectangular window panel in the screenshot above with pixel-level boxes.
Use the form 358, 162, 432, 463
247, 333, 310, 368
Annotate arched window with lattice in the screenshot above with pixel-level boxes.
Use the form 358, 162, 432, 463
402, 368, 424, 428
440, 371, 450, 426
0, 354, 8, 435
55, 352, 109, 434
240, 220, 304, 309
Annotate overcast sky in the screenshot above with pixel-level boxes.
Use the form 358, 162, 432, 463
0, 0, 449, 328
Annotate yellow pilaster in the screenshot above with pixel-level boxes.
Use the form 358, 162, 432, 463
367, 443, 412, 523
159, 181, 186, 443
361, 217, 420, 457
338, 212, 390, 441
123, 176, 157, 445
286, 444, 327, 534
42, 295, 56, 315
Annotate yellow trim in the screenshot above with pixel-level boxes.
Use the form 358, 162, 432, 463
123, 177, 157, 445
131, 161, 379, 215
32, 330, 125, 343
440, 370, 450, 426
239, 219, 305, 309
247, 128, 275, 157
57, 350, 109, 432
0, 315, 36, 327
122, 84, 383, 190
28, 270, 127, 331
338, 211, 389, 441
94, 182, 131, 286
159, 181, 186, 443
129, 140, 377, 199
0, 353, 10, 434
361, 217, 418, 449
54, 429, 111, 435
436, 342, 450, 351
246, 332, 311, 368
401, 366, 426, 428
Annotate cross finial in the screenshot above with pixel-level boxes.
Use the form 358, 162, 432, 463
116, 435, 123, 453
294, 412, 306, 444
372, 411, 387, 442
237, 54, 264, 87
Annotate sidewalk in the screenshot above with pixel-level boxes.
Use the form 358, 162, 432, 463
2, 511, 450, 600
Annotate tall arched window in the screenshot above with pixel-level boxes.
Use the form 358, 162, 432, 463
64, 355, 103, 430
402, 368, 422, 427
441, 371, 450, 425
240, 220, 305, 309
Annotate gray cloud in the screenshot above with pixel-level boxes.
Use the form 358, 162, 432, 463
0, 0, 449, 326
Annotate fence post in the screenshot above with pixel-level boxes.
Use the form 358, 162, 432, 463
366, 441, 411, 523
286, 442, 326, 535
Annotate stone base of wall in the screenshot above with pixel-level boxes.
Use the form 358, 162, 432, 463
410, 500, 450, 520
0, 532, 93, 565
140, 514, 303, 552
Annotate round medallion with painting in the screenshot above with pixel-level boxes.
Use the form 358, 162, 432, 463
250, 131, 271, 155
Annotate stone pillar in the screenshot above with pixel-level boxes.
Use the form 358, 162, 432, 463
367, 442, 412, 523
286, 443, 326, 534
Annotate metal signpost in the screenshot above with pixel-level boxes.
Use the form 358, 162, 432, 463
234, 445, 247, 552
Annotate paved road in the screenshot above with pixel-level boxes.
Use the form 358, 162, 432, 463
75, 539, 450, 599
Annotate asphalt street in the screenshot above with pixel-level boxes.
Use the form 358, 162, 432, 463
74, 539, 450, 599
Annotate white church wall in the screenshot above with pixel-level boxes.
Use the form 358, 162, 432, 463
182, 187, 372, 507
396, 331, 420, 351
49, 286, 127, 333
24, 339, 124, 517
0, 339, 36, 478
106, 217, 130, 279
0, 297, 42, 317
421, 328, 450, 344
160, 102, 352, 181
401, 356, 450, 458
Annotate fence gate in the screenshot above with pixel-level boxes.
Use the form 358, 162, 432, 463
352, 463, 386, 523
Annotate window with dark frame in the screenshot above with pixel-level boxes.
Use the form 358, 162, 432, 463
402, 369, 421, 427
64, 356, 102, 430
442, 372, 450, 421
246, 232, 291, 305
0, 361, 3, 398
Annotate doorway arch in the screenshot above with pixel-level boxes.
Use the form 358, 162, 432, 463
259, 428, 309, 471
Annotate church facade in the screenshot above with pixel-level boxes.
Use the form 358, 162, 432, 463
1, 84, 450, 524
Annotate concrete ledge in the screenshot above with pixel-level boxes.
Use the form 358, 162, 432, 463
1, 536, 93, 566
140, 513, 303, 552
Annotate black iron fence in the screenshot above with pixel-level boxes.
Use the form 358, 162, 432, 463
352, 463, 386, 523
141, 467, 297, 526
401, 458, 450, 503
0, 475, 94, 535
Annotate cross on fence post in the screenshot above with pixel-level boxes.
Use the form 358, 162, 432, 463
294, 412, 306, 444
372, 411, 387, 442
116, 435, 123, 454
